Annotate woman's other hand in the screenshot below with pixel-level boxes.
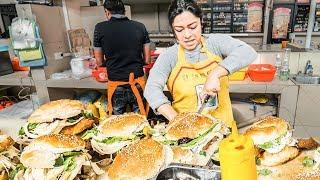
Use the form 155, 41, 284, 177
157, 104, 178, 121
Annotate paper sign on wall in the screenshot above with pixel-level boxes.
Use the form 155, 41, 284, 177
272, 7, 291, 39
247, 3, 263, 32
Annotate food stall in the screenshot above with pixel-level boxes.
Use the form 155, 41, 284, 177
0, 0, 319, 179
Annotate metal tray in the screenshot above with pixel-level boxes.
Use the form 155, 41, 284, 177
156, 163, 221, 180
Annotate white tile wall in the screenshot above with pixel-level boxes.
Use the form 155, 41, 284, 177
293, 125, 309, 138
304, 126, 320, 137
254, 51, 320, 75
260, 52, 277, 65
289, 52, 300, 74
251, 54, 261, 64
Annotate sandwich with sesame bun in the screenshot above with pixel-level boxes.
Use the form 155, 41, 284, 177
244, 116, 299, 166
18, 99, 97, 142
11, 134, 97, 180
157, 112, 229, 166
97, 138, 173, 180
82, 113, 150, 155
0, 131, 19, 180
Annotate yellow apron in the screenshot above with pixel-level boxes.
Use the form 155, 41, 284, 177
167, 38, 234, 127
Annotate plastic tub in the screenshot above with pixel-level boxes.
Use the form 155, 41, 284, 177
144, 61, 155, 75
92, 67, 108, 82
229, 68, 247, 81
248, 64, 276, 82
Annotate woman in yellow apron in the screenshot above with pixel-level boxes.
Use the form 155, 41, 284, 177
144, 0, 257, 126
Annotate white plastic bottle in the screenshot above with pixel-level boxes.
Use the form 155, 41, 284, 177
275, 53, 282, 77
280, 48, 291, 81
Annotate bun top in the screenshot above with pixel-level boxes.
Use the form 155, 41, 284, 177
165, 112, 216, 140
0, 131, 14, 152
27, 134, 85, 150
28, 99, 84, 123
107, 138, 166, 180
244, 116, 289, 144
99, 113, 148, 137
20, 134, 86, 168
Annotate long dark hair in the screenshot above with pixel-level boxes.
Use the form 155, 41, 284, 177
104, 0, 125, 15
168, 0, 202, 27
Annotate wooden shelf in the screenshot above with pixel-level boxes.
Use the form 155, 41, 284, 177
0, 71, 34, 86
46, 77, 106, 89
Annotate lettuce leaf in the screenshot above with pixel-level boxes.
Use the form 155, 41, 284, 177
9, 164, 25, 180
100, 135, 137, 144
81, 127, 98, 140
162, 123, 218, 148
257, 132, 286, 150
161, 140, 178, 146
18, 123, 39, 136
302, 156, 315, 167
64, 157, 76, 171
54, 151, 81, 171
258, 169, 272, 176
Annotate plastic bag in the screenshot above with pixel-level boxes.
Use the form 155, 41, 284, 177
70, 56, 92, 79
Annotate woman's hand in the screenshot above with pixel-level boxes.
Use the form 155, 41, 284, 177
202, 75, 220, 100
201, 65, 229, 101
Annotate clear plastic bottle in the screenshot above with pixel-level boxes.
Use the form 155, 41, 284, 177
275, 53, 282, 77
280, 48, 291, 81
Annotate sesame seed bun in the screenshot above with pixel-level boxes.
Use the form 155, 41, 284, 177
99, 139, 173, 180
99, 113, 148, 137
20, 134, 86, 168
28, 99, 84, 123
260, 146, 299, 166
165, 112, 217, 141
244, 116, 289, 145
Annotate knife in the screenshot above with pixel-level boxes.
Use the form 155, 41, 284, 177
197, 95, 211, 114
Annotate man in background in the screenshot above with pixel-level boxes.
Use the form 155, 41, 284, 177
91, 0, 151, 115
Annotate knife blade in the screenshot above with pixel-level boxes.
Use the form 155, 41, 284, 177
197, 95, 211, 114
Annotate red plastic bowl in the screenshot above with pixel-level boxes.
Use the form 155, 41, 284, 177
92, 67, 108, 82
144, 62, 155, 74
248, 64, 276, 82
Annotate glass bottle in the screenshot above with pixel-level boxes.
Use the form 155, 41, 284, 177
279, 48, 291, 81
275, 53, 282, 77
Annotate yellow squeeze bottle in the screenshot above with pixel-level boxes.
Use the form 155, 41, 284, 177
219, 122, 257, 180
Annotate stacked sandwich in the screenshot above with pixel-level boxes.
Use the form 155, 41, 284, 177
158, 112, 229, 166
18, 99, 97, 142
11, 134, 95, 180
98, 138, 173, 180
82, 113, 150, 155
0, 131, 19, 180
244, 116, 298, 166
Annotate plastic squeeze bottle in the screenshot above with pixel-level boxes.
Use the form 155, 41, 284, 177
219, 121, 257, 180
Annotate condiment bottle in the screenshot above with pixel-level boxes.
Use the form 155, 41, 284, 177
219, 122, 257, 180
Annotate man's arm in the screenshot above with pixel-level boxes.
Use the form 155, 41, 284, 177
141, 24, 151, 65
93, 24, 104, 67
143, 43, 151, 65
93, 48, 104, 67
